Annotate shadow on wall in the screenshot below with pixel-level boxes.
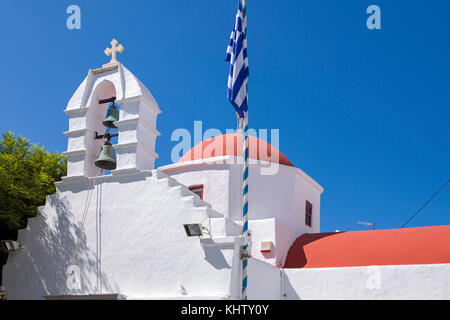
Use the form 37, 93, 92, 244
283, 232, 340, 268
5, 191, 118, 299
281, 270, 301, 300
200, 239, 232, 270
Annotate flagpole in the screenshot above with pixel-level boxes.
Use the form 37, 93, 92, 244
225, 0, 249, 300
241, 0, 249, 301
241, 114, 249, 300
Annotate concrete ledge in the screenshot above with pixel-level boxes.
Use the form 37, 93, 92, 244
91, 64, 118, 75
200, 236, 244, 247
57, 175, 90, 185
126, 295, 233, 300
45, 293, 125, 300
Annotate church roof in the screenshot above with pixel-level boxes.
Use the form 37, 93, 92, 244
178, 133, 294, 167
284, 225, 450, 268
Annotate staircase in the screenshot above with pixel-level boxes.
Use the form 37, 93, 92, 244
153, 169, 240, 237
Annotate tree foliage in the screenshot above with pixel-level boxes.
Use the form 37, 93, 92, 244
0, 131, 66, 237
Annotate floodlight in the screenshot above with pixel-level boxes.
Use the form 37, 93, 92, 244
1, 240, 22, 252
183, 224, 204, 237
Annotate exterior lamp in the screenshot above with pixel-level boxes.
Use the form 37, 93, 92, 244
183, 224, 204, 237
1, 240, 22, 252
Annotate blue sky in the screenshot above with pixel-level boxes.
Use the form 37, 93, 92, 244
0, 0, 448, 232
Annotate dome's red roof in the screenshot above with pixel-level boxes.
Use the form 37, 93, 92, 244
178, 133, 294, 167
284, 225, 450, 268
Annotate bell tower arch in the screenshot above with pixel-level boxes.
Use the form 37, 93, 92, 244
62, 40, 161, 182
85, 80, 117, 176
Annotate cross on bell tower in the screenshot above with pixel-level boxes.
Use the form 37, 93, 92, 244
103, 38, 124, 67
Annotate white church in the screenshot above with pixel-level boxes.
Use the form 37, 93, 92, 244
2, 40, 450, 300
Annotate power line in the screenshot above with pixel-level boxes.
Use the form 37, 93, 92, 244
401, 179, 450, 228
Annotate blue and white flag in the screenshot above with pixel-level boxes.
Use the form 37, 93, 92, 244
225, 0, 249, 119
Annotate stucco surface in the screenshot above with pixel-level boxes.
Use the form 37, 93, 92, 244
282, 263, 450, 299
3, 170, 242, 299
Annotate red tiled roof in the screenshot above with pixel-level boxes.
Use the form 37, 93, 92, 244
284, 225, 450, 268
178, 133, 294, 167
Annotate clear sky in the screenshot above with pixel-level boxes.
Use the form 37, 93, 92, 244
0, 0, 448, 232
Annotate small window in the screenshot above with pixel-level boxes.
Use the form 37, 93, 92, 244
305, 201, 312, 227
188, 185, 204, 200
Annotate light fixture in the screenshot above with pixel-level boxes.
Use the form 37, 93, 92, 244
1, 240, 22, 252
183, 224, 204, 237
260, 241, 273, 253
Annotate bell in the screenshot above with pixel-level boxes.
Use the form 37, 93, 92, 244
103, 104, 119, 128
94, 143, 117, 170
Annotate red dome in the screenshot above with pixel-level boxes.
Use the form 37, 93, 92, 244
178, 133, 294, 167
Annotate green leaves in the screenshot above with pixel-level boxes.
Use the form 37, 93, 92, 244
0, 131, 67, 234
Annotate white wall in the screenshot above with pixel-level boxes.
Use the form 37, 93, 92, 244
282, 264, 450, 299
247, 259, 281, 300
166, 164, 230, 216
229, 161, 322, 235
245, 218, 297, 268
246, 262, 450, 300
2, 170, 241, 300
229, 160, 322, 268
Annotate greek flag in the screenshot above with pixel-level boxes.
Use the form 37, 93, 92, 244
225, 0, 249, 119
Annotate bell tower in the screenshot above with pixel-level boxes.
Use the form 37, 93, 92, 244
62, 39, 161, 181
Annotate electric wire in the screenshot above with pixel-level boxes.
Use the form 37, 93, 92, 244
401, 179, 450, 228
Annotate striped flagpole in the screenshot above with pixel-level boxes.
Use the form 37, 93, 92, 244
241, 115, 249, 300
224, 0, 249, 300
241, 0, 249, 301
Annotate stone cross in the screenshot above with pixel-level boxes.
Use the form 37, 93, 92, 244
104, 39, 124, 65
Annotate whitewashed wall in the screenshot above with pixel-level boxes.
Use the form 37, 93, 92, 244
245, 261, 450, 300
163, 158, 323, 268
164, 164, 230, 217
2, 170, 242, 300
247, 259, 281, 300
282, 264, 450, 300
228, 161, 322, 235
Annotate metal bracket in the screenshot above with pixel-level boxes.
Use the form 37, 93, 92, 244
240, 247, 251, 260
99, 96, 116, 104
94, 131, 118, 143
